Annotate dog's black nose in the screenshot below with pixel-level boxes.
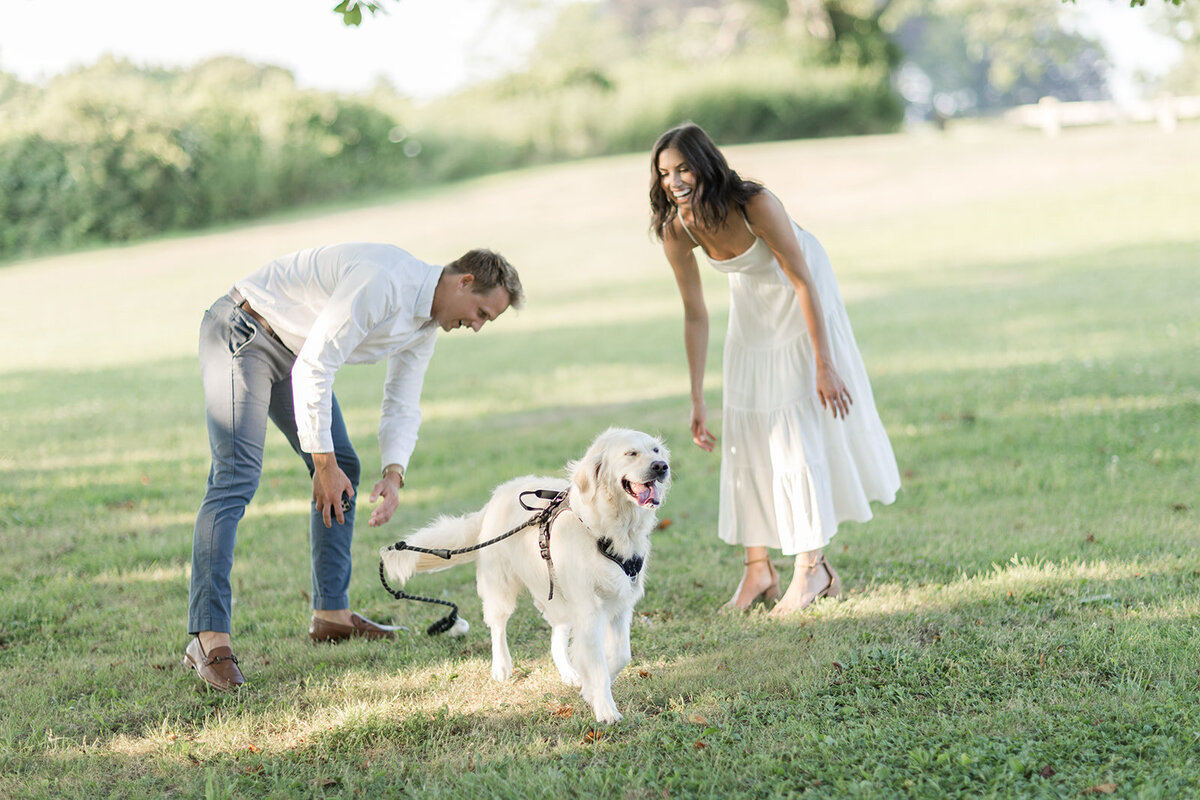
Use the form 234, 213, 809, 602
650, 460, 669, 478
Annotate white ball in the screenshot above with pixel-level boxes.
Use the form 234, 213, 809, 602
448, 617, 470, 637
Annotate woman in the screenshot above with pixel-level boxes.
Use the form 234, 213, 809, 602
650, 123, 900, 615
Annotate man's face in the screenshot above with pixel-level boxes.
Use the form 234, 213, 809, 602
435, 274, 511, 332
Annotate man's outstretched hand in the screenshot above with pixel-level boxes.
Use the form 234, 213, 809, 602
367, 477, 401, 527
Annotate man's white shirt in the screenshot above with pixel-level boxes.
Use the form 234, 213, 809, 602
235, 242, 441, 471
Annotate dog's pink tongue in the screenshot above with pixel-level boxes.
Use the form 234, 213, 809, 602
633, 482, 661, 507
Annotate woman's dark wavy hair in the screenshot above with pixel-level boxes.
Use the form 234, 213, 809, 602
649, 122, 763, 242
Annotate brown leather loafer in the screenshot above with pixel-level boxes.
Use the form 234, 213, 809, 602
183, 637, 245, 691
309, 612, 405, 642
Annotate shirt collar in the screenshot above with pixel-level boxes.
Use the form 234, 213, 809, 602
414, 265, 442, 327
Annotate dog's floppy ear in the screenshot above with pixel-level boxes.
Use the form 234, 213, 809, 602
570, 448, 603, 503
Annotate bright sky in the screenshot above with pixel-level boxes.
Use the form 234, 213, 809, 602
0, 0, 1185, 102
0, 0, 551, 100
1062, 0, 1184, 105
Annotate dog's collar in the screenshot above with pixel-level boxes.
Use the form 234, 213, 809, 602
596, 538, 644, 582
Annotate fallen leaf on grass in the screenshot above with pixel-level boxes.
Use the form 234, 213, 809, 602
551, 705, 573, 719
583, 730, 604, 743
246, 743, 259, 753
1039, 765, 1055, 778
693, 741, 708, 750
687, 712, 708, 725
655, 519, 672, 530
1082, 783, 1117, 795
638, 669, 652, 678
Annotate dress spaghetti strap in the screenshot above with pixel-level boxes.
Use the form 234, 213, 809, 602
678, 217, 701, 247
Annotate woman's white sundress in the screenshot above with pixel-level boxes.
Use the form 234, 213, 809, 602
685, 217, 900, 555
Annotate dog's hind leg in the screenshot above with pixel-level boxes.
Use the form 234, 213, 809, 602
550, 625, 580, 687
604, 609, 633, 678
574, 617, 621, 723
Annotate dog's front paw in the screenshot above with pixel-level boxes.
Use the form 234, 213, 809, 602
591, 703, 623, 724
491, 660, 513, 681
557, 665, 581, 687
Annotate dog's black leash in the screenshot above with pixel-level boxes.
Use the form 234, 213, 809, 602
379, 488, 569, 635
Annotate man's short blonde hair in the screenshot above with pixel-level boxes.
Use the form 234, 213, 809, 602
446, 249, 525, 310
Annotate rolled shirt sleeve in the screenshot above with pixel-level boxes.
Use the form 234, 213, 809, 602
378, 336, 436, 469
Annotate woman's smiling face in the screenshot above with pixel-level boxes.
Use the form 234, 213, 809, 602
657, 147, 697, 207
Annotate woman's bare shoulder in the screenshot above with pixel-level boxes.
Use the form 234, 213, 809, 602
744, 187, 787, 217
744, 188, 792, 236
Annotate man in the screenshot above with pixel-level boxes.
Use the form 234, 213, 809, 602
184, 243, 524, 691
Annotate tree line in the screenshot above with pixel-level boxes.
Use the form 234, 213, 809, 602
3, 0, 1180, 262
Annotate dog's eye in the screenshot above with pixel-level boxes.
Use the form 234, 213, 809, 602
626, 450, 638, 457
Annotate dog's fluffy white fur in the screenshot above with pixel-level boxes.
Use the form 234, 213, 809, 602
380, 428, 670, 723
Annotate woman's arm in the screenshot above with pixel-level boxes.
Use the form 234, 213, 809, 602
663, 220, 718, 450
745, 191, 852, 418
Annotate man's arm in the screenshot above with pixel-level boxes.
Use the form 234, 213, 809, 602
369, 335, 436, 527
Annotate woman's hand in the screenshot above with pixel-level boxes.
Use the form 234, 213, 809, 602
691, 399, 717, 452
817, 362, 853, 419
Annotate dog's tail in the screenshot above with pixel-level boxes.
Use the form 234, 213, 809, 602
379, 510, 485, 585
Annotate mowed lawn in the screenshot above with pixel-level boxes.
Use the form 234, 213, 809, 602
0, 121, 1198, 799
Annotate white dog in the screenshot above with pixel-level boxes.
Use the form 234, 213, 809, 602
380, 428, 670, 723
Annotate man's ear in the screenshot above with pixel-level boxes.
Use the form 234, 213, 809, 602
457, 273, 475, 291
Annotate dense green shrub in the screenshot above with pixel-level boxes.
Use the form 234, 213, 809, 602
0, 53, 901, 261
416, 57, 903, 164
0, 58, 425, 260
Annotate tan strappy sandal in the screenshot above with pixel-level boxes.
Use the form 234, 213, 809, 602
719, 556, 781, 613
768, 553, 842, 617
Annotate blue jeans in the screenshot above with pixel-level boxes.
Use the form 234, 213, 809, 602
189, 293, 361, 635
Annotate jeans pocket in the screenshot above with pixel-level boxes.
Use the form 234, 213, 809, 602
228, 311, 258, 357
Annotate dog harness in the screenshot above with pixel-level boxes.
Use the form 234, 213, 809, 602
596, 538, 644, 582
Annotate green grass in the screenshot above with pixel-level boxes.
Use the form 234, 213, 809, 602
1, 121, 1198, 799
